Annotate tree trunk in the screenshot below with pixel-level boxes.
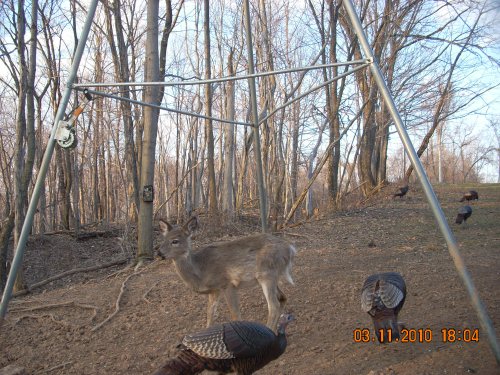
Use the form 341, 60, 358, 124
289, 103, 299, 204
306, 120, 327, 217
492, 122, 500, 183
325, 1, 341, 207
203, 0, 217, 216
137, 0, 161, 262
405, 85, 453, 181
222, 50, 236, 217
236, 129, 252, 211
256, 0, 277, 226
35, 96, 47, 233
0, 212, 14, 293
105, 0, 140, 221
13, 0, 38, 292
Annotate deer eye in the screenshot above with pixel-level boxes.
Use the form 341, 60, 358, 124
171, 239, 179, 245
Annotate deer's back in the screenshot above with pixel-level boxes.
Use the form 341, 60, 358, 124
191, 234, 294, 287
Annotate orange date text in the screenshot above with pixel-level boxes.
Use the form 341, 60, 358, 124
353, 328, 479, 343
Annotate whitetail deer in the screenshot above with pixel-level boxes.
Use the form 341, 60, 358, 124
158, 216, 296, 330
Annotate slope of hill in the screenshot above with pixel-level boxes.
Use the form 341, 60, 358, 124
1, 183, 499, 374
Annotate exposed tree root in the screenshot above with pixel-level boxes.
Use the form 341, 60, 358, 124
10, 301, 97, 314
9, 301, 99, 325
104, 263, 134, 280
43, 361, 73, 373
91, 262, 155, 332
14, 313, 72, 327
142, 280, 161, 304
12, 258, 128, 297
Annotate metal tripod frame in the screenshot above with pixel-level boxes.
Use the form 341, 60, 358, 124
1, 0, 498, 366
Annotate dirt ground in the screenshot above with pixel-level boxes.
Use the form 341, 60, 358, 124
0, 183, 499, 375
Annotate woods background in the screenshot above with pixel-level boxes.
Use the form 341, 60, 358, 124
1, 0, 499, 291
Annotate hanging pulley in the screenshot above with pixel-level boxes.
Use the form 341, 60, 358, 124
55, 89, 93, 149
55, 123, 77, 149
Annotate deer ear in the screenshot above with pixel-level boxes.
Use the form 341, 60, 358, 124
159, 220, 173, 234
185, 216, 199, 234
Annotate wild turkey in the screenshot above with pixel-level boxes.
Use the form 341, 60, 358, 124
455, 205, 472, 225
361, 272, 406, 343
393, 185, 409, 198
152, 313, 295, 375
459, 190, 479, 202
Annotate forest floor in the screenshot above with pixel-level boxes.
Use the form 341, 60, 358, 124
0, 183, 499, 375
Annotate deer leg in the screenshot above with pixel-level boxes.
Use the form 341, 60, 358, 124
207, 291, 220, 327
277, 285, 287, 308
258, 277, 281, 330
223, 285, 241, 321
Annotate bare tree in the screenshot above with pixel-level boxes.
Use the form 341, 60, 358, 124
203, 0, 218, 216
137, 0, 161, 263
103, 0, 141, 221
222, 50, 236, 216
0, 119, 15, 291
488, 119, 500, 183
6, 0, 39, 291
404, 5, 483, 181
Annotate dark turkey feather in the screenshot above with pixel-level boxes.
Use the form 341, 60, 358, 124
455, 205, 472, 224
393, 185, 409, 198
459, 190, 478, 202
361, 272, 406, 343
153, 314, 294, 375
182, 319, 278, 359
181, 324, 234, 359
152, 349, 216, 375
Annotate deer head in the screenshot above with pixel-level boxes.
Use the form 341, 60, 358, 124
158, 216, 198, 259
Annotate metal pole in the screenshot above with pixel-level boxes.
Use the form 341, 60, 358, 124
82, 88, 254, 128
0, 0, 100, 319
243, 0, 268, 231
72, 60, 369, 89
259, 63, 369, 126
81, 64, 369, 130
342, 0, 500, 365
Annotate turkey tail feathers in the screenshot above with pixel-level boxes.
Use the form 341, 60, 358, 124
361, 272, 406, 343
361, 288, 375, 313
361, 273, 405, 312
378, 279, 405, 309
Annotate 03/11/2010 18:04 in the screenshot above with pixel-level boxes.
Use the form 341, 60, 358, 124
353, 328, 480, 343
